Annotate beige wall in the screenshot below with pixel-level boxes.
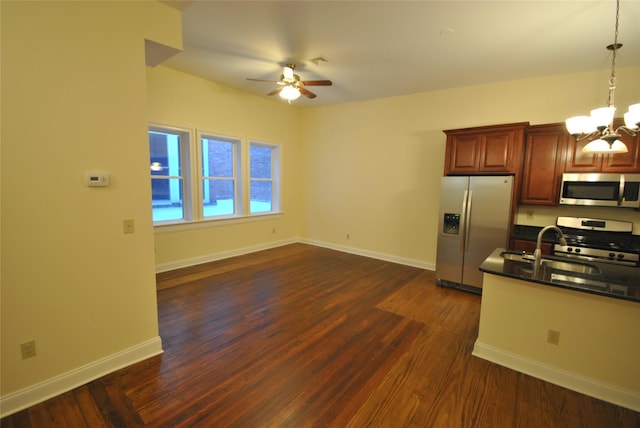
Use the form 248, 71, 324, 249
298, 67, 640, 267
1, 0, 181, 408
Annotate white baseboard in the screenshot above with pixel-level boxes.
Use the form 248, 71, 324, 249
155, 238, 298, 273
473, 340, 640, 412
156, 238, 434, 273
300, 238, 435, 271
0, 337, 163, 418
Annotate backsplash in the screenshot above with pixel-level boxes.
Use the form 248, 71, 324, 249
516, 205, 640, 235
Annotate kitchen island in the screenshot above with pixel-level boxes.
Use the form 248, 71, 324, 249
473, 248, 640, 412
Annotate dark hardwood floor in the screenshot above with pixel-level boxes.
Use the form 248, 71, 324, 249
2, 243, 639, 427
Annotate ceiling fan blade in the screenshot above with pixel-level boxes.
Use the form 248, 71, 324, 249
301, 80, 332, 86
298, 87, 317, 99
267, 87, 284, 96
247, 78, 280, 83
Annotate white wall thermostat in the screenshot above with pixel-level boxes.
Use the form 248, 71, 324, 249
85, 172, 110, 187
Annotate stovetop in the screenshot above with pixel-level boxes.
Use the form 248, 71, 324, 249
556, 216, 639, 255
553, 217, 640, 266
512, 218, 640, 267
561, 231, 638, 254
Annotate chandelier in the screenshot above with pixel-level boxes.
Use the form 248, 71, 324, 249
565, 0, 640, 154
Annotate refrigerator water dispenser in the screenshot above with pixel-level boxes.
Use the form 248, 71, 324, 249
443, 213, 461, 235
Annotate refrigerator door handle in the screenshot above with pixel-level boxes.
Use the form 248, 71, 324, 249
464, 190, 473, 253
460, 190, 469, 253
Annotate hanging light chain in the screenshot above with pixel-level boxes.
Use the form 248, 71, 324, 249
607, 0, 620, 108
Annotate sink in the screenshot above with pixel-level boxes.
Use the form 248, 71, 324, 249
498, 251, 601, 276
540, 259, 601, 275
500, 251, 532, 264
549, 273, 607, 290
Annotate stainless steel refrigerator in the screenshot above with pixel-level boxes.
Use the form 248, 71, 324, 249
435, 175, 513, 293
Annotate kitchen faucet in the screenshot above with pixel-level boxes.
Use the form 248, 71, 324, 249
533, 225, 568, 277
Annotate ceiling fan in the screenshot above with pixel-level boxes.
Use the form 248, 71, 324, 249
247, 64, 332, 101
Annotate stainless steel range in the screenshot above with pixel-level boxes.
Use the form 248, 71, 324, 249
554, 217, 639, 267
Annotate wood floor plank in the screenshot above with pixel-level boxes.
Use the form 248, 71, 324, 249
71, 385, 109, 428
2, 243, 639, 427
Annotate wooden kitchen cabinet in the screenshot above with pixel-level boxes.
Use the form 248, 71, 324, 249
564, 119, 640, 173
520, 123, 568, 205
443, 122, 528, 175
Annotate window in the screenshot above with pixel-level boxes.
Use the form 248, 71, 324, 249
250, 143, 280, 214
149, 126, 192, 223
201, 135, 241, 218
149, 125, 281, 225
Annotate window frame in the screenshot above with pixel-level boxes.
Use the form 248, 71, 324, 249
148, 124, 282, 228
148, 124, 195, 225
249, 141, 281, 214
198, 131, 243, 220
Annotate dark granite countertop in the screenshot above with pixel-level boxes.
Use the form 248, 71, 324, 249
480, 248, 640, 303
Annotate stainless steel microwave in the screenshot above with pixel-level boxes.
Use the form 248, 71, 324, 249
559, 173, 640, 208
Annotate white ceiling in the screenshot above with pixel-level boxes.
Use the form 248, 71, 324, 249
162, 1, 640, 107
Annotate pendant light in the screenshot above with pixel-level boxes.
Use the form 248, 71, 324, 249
565, 0, 639, 154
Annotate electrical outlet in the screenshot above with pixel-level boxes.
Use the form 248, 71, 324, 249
547, 329, 560, 345
21, 341, 37, 359
526, 210, 534, 219
123, 219, 135, 234
272, 228, 276, 234
346, 233, 350, 240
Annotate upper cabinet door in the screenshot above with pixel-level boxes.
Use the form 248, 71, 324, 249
521, 123, 568, 205
446, 134, 481, 174
444, 122, 527, 175
480, 131, 514, 172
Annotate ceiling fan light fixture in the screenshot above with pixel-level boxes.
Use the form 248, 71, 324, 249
283, 65, 295, 81
248, 63, 330, 101
279, 85, 301, 101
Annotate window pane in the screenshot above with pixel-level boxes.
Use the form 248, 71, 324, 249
150, 129, 185, 223
203, 179, 235, 216
250, 145, 272, 179
202, 138, 233, 177
250, 181, 272, 213
150, 132, 181, 177
151, 178, 184, 221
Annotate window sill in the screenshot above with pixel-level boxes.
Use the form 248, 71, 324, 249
153, 212, 284, 234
